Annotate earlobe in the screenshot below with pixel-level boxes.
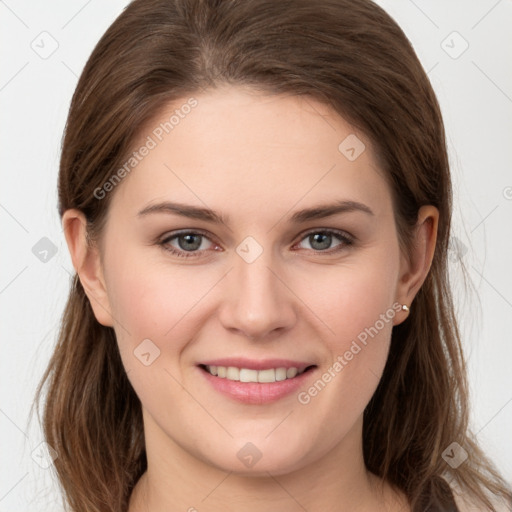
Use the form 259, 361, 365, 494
394, 205, 439, 325
61, 209, 114, 327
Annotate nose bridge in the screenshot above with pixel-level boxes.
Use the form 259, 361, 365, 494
219, 241, 296, 339
237, 255, 278, 306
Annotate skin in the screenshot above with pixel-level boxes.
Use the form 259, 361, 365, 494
63, 85, 438, 511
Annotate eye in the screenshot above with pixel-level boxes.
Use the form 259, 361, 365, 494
158, 228, 354, 259
294, 229, 354, 253
159, 230, 218, 258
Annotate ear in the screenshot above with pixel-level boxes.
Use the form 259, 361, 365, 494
393, 205, 439, 326
61, 209, 114, 327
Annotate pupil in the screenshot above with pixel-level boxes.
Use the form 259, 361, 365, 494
179, 234, 201, 251
310, 233, 331, 250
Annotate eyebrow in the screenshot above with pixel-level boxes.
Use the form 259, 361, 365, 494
137, 199, 374, 224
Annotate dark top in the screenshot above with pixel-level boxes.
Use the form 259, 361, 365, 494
415, 477, 460, 512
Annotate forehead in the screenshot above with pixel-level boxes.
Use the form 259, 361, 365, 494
108, 86, 392, 223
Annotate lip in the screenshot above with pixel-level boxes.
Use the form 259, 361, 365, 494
198, 358, 313, 372
197, 362, 317, 405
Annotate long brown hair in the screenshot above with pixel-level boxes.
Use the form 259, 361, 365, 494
34, 0, 512, 510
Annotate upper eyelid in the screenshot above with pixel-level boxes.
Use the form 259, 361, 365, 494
295, 228, 353, 242
160, 228, 218, 245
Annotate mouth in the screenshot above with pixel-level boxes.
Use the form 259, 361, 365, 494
197, 359, 318, 405
199, 364, 316, 383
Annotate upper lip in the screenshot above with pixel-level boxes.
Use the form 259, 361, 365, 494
199, 358, 316, 372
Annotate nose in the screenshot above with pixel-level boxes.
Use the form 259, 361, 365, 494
217, 249, 297, 341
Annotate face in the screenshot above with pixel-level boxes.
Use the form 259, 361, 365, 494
94, 86, 408, 476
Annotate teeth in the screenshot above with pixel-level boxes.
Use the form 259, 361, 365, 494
257, 369, 275, 383
226, 367, 240, 380
240, 368, 258, 382
275, 368, 287, 381
286, 367, 298, 379
205, 365, 307, 382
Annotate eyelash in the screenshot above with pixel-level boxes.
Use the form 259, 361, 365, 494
157, 228, 354, 259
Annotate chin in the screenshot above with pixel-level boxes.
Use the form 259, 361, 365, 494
203, 442, 311, 477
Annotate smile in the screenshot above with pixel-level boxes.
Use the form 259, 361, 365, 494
202, 365, 312, 382
197, 360, 318, 405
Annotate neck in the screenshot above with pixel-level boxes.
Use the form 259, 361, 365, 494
129, 412, 407, 512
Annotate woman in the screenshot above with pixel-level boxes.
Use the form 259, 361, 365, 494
35, 0, 512, 510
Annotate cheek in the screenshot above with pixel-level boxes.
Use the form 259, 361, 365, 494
303, 245, 400, 345
103, 246, 228, 383
295, 246, 400, 407
104, 246, 215, 337
103, 254, 212, 405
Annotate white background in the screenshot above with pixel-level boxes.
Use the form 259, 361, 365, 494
1, 1, 511, 510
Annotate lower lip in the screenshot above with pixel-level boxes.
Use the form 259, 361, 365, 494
198, 366, 316, 405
